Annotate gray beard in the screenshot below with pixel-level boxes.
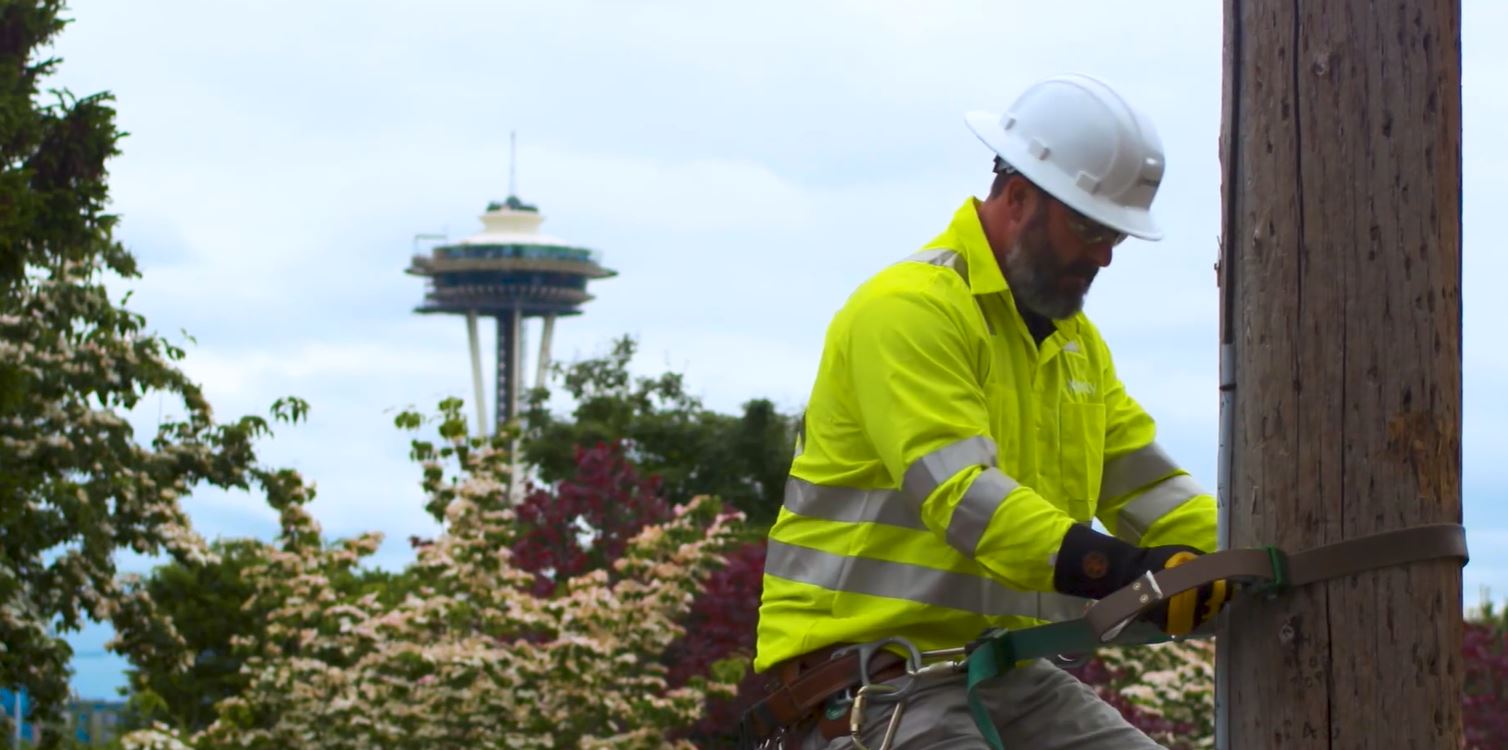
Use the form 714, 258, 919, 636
1004, 237, 1090, 321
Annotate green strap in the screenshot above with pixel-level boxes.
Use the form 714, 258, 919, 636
965, 630, 1013, 750
964, 621, 1177, 749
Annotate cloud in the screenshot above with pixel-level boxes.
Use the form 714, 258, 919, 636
178, 337, 464, 402
523, 148, 820, 234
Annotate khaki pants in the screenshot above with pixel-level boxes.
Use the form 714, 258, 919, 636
800, 659, 1166, 750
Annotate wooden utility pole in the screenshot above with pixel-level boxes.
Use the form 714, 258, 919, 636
1217, 1, 1463, 748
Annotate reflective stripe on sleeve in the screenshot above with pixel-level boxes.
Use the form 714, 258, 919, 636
763, 539, 1088, 621
944, 468, 1019, 557
787, 462, 1021, 560
1099, 442, 1180, 502
1116, 473, 1208, 543
902, 435, 998, 503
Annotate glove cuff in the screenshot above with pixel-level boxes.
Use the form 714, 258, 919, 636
1052, 524, 1146, 599
1053, 525, 1208, 600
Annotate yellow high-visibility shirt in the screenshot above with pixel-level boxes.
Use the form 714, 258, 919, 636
754, 197, 1216, 672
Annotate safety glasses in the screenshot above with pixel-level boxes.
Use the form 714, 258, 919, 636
1058, 202, 1127, 247
993, 158, 1129, 247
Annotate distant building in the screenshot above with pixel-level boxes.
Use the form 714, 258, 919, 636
1, 687, 40, 744
2, 688, 128, 746
64, 697, 127, 745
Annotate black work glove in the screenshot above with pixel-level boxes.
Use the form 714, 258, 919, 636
1052, 524, 1229, 637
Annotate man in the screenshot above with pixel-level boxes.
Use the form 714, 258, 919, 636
750, 74, 1226, 749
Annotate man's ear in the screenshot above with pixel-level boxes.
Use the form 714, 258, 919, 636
1002, 176, 1040, 231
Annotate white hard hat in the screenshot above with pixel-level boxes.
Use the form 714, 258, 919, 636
966, 74, 1166, 241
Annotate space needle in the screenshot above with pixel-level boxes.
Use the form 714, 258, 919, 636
407, 140, 615, 438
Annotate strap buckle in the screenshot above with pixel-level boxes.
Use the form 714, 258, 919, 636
1100, 569, 1165, 643
1250, 545, 1290, 599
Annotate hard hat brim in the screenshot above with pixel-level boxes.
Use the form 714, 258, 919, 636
964, 110, 1164, 242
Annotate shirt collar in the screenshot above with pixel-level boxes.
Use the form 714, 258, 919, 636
928, 196, 1085, 339
927, 197, 1007, 296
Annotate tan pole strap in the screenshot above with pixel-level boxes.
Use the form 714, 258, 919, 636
1085, 523, 1469, 643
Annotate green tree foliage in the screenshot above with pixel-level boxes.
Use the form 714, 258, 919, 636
124, 540, 268, 733
0, 3, 304, 744
519, 336, 796, 528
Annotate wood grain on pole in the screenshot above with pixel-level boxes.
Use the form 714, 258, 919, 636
1219, 1, 1462, 747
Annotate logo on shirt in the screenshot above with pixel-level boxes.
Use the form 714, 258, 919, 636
1068, 380, 1096, 395
1062, 341, 1081, 353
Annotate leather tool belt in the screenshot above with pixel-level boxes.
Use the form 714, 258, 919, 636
739, 643, 908, 749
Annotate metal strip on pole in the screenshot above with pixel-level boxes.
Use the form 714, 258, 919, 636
1214, 3, 1245, 745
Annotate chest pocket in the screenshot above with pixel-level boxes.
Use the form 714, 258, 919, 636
1055, 348, 1105, 520
1058, 401, 1105, 520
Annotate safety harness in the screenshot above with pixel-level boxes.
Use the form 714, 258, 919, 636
738, 523, 1469, 750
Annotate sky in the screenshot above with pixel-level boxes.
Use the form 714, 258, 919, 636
34, 0, 1508, 699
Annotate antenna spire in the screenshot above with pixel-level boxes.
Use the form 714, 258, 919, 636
509, 131, 518, 198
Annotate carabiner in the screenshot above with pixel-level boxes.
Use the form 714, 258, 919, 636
850, 682, 906, 750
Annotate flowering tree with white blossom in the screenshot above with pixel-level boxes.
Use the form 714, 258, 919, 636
1070, 639, 1216, 749
126, 400, 745, 749
0, 2, 312, 744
